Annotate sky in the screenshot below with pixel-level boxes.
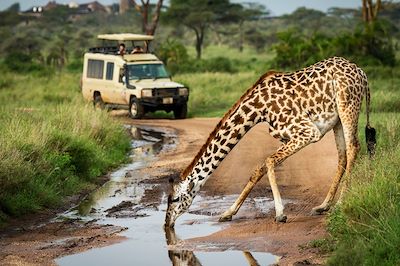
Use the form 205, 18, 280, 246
0, 0, 365, 15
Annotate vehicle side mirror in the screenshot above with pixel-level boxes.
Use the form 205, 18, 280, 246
127, 83, 135, 89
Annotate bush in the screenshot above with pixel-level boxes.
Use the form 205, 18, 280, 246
273, 20, 396, 69
156, 39, 237, 74
3, 52, 46, 73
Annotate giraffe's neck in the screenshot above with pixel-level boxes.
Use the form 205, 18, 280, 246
181, 81, 267, 194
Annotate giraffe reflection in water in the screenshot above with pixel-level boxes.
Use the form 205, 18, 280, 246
164, 227, 261, 266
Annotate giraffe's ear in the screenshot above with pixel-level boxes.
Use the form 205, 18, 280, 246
188, 181, 194, 193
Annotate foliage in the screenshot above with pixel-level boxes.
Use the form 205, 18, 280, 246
327, 115, 400, 265
0, 72, 130, 223
163, 0, 265, 59
3, 52, 46, 73
0, 3, 23, 26
156, 39, 189, 74
273, 20, 397, 69
157, 41, 237, 74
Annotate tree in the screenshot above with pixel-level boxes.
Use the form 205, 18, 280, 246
164, 0, 243, 59
211, 3, 268, 52
130, 0, 163, 35
362, 0, 382, 23
283, 7, 326, 32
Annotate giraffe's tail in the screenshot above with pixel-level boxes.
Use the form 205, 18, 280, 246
364, 79, 376, 158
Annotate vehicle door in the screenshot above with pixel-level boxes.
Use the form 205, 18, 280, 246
105, 62, 126, 104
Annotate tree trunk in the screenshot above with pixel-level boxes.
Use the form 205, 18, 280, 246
141, 1, 148, 34
146, 0, 163, 35
131, 0, 163, 36
362, 0, 381, 23
238, 21, 244, 52
194, 27, 205, 59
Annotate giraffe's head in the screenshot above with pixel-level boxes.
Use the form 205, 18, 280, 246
165, 178, 196, 228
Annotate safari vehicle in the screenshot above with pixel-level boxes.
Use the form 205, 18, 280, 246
81, 33, 189, 119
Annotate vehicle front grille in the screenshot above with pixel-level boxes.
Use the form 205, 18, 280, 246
154, 88, 178, 97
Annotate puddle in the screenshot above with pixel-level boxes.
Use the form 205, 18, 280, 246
56, 125, 279, 266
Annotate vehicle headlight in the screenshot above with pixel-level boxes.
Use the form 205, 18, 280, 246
141, 89, 153, 97
178, 87, 189, 96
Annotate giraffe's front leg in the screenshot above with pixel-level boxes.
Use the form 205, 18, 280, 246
219, 165, 266, 222
266, 157, 287, 223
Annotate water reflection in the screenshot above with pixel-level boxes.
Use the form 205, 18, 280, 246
56, 125, 278, 266
165, 226, 202, 266
165, 227, 265, 266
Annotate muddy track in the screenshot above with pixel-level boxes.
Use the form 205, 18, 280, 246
122, 116, 337, 265
0, 115, 337, 265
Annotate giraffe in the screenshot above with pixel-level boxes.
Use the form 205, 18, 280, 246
165, 57, 376, 227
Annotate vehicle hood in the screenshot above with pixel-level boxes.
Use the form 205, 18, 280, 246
132, 79, 185, 89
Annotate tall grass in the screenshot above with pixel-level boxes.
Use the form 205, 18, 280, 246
0, 72, 130, 224
327, 112, 400, 265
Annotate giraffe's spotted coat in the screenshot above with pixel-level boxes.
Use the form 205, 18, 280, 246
165, 57, 374, 227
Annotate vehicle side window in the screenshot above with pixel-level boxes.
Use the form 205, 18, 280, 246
106, 62, 114, 80
87, 59, 104, 79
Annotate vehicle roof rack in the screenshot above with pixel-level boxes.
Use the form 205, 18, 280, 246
97, 33, 154, 42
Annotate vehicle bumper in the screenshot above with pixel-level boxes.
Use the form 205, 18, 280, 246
140, 96, 188, 107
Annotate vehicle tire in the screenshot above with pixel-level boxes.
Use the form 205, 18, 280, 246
129, 98, 144, 119
93, 93, 105, 109
173, 103, 187, 119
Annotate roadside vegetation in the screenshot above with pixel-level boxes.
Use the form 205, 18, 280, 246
0, 1, 400, 264
0, 71, 130, 225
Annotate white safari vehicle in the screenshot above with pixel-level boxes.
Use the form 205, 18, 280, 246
81, 33, 189, 119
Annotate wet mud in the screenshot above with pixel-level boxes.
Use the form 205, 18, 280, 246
0, 117, 336, 265
56, 125, 278, 266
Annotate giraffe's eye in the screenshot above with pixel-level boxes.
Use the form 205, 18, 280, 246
171, 196, 180, 203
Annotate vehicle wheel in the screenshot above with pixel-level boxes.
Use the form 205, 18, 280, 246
129, 98, 144, 119
173, 103, 187, 119
93, 94, 105, 109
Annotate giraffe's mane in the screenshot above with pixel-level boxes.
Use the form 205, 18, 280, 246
180, 70, 280, 180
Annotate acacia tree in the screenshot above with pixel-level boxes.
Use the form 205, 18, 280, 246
130, 0, 164, 35
164, 0, 241, 59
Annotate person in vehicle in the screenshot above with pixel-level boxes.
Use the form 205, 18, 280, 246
131, 46, 144, 54
118, 43, 126, 56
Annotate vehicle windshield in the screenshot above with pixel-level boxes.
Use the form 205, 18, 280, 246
127, 63, 169, 80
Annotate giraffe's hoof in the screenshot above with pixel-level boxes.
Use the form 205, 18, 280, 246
218, 215, 232, 222
275, 214, 287, 223
311, 206, 329, 216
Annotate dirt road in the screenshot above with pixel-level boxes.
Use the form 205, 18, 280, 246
131, 117, 337, 265
0, 116, 338, 265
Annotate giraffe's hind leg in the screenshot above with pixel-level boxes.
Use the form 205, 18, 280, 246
338, 111, 361, 200
219, 164, 266, 222
312, 120, 347, 215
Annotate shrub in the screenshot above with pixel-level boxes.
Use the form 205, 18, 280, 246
273, 20, 396, 69
3, 52, 46, 73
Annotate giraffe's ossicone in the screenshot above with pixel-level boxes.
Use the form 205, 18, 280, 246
165, 57, 376, 228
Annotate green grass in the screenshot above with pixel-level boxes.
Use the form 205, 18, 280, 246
175, 71, 259, 117
325, 111, 400, 265
327, 129, 400, 264
0, 71, 130, 224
